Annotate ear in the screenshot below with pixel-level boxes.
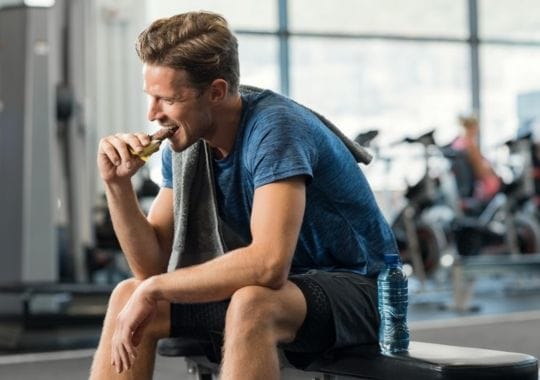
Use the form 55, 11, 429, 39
208, 79, 228, 102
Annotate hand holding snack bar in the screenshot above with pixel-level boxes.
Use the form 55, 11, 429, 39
97, 126, 178, 182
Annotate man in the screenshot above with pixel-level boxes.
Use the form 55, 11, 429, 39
90, 11, 399, 380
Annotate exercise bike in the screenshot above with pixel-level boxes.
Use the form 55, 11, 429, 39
387, 130, 458, 283
388, 129, 540, 282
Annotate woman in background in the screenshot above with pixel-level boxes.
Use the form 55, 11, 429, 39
451, 114, 501, 202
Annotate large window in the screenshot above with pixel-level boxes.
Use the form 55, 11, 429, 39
288, 0, 471, 192
290, 38, 470, 146
289, 0, 467, 38
479, 0, 540, 41
146, 0, 277, 31
477, 0, 540, 153
481, 46, 540, 150
237, 35, 280, 92
100, 0, 540, 192
144, 0, 281, 91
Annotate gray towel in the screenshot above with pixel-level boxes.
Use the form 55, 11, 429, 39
168, 86, 372, 271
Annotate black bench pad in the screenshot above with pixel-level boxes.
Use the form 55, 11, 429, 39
158, 338, 538, 380
304, 341, 538, 380
157, 337, 208, 357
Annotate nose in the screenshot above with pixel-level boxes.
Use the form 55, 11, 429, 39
147, 96, 163, 122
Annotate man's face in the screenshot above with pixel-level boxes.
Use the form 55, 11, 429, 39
142, 63, 212, 152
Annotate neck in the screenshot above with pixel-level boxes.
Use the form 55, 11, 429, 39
206, 93, 243, 159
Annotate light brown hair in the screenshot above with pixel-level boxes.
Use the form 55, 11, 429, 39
136, 11, 240, 94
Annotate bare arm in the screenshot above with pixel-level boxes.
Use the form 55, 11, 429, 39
98, 133, 173, 279
109, 176, 306, 373
105, 183, 173, 278
147, 176, 307, 303
465, 140, 496, 180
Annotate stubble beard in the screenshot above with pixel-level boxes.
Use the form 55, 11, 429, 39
169, 125, 202, 153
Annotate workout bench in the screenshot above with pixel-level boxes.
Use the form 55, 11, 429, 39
157, 337, 538, 380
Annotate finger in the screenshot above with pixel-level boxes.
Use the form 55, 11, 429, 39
134, 132, 152, 147
118, 342, 130, 373
119, 326, 136, 370
112, 344, 122, 374
126, 347, 137, 370
99, 135, 131, 167
112, 326, 127, 373
119, 133, 151, 155
111, 135, 137, 164
116, 135, 153, 167
123, 341, 137, 371
122, 332, 138, 367
132, 308, 156, 347
98, 138, 122, 167
117, 354, 123, 374
111, 137, 147, 172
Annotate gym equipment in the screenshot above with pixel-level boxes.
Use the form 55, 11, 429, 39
0, 281, 112, 351
0, 3, 109, 353
388, 131, 458, 280
0, 5, 57, 284
444, 133, 540, 257
156, 337, 538, 380
391, 130, 540, 281
450, 253, 540, 311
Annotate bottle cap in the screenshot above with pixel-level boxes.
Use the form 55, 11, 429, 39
384, 253, 401, 266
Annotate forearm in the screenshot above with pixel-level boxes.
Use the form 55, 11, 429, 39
104, 180, 168, 278
141, 178, 305, 304
466, 145, 494, 180
146, 244, 289, 304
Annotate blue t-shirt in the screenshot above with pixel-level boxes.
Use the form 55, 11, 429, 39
162, 90, 398, 276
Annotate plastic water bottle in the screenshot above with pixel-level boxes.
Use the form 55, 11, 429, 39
377, 254, 410, 354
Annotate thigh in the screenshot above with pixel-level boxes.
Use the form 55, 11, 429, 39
168, 283, 307, 363
318, 271, 379, 347
152, 299, 172, 339
283, 270, 379, 367
169, 299, 230, 337
170, 283, 307, 340
227, 282, 308, 344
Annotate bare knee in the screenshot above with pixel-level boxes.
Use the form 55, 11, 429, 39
105, 278, 170, 339
225, 286, 295, 344
227, 286, 275, 323
107, 278, 142, 311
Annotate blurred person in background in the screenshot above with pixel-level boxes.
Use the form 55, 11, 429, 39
451, 114, 501, 203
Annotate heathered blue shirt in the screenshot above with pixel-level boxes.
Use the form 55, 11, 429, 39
161, 90, 398, 277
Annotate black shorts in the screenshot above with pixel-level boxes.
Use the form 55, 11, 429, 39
169, 270, 379, 368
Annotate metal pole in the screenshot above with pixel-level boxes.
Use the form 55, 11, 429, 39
468, 0, 481, 119
278, 0, 290, 96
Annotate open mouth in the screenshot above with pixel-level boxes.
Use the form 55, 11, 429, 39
153, 125, 179, 141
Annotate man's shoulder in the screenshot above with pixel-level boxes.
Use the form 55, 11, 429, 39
245, 93, 322, 134
242, 88, 297, 114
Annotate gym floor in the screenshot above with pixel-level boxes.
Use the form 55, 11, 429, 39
0, 274, 539, 379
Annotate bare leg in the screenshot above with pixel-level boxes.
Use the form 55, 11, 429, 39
220, 282, 307, 380
89, 278, 171, 380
